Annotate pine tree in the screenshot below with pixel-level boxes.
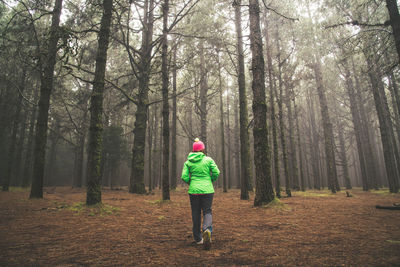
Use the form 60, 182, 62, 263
249, 0, 274, 206
86, 0, 113, 205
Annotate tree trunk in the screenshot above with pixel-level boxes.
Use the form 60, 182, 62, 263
170, 43, 177, 190
0, 80, 14, 185
73, 131, 85, 187
285, 86, 299, 191
386, 0, 400, 63
161, 0, 170, 200
293, 97, 306, 191
264, 15, 281, 198
130, 0, 154, 194
152, 104, 159, 190
275, 28, 291, 197
313, 59, 339, 193
22, 88, 38, 188
234, 96, 241, 189
234, 0, 251, 200
45, 118, 60, 187
388, 74, 400, 154
338, 122, 352, 189
307, 89, 321, 189
342, 58, 369, 190
159, 114, 163, 190
29, 0, 63, 198
14, 107, 28, 186
3, 68, 26, 191
0, 82, 13, 149
352, 58, 378, 190
249, 0, 274, 206
388, 73, 400, 189
364, 50, 399, 193
381, 75, 400, 190
226, 87, 232, 189
199, 40, 208, 147
304, 141, 312, 189
380, 74, 400, 191
147, 106, 153, 192
218, 53, 227, 193
186, 102, 193, 151
389, 71, 400, 123
86, 0, 113, 205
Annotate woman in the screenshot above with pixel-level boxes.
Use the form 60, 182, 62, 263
181, 138, 220, 250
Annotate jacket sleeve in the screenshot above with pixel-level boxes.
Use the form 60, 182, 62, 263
209, 158, 220, 182
181, 162, 190, 184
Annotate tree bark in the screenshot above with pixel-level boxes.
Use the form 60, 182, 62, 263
264, 16, 281, 198
338, 122, 352, 189
22, 88, 38, 188
170, 42, 177, 190
275, 28, 291, 197
342, 58, 369, 190
389, 71, 400, 123
249, 0, 274, 206
147, 106, 153, 192
381, 72, 400, 190
380, 74, 400, 191
73, 131, 85, 188
313, 59, 339, 193
161, 0, 170, 200
234, 96, 241, 189
14, 106, 28, 186
364, 49, 399, 193
158, 114, 163, 190
388, 74, 400, 157
234, 0, 251, 200
129, 0, 154, 194
3, 68, 26, 191
45, 118, 60, 186
352, 58, 378, 190
307, 88, 321, 189
86, 0, 113, 205
30, 0, 63, 198
293, 97, 306, 191
386, 0, 400, 63
304, 139, 312, 189
186, 102, 193, 151
285, 86, 299, 191
218, 53, 227, 193
152, 104, 159, 190
199, 40, 208, 147
226, 87, 232, 189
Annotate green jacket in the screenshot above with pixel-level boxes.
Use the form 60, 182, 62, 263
181, 152, 220, 194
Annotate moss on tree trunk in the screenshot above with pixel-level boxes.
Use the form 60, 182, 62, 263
249, 0, 274, 206
86, 0, 113, 205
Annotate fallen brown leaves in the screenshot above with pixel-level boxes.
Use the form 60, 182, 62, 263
0, 187, 399, 266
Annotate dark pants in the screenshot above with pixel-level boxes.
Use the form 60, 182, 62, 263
189, 193, 214, 242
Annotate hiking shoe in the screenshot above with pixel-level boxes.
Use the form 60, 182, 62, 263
196, 239, 203, 245
202, 229, 211, 250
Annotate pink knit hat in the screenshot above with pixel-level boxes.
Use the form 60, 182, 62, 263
193, 138, 205, 152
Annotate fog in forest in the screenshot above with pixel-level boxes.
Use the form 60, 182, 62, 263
2, 1, 400, 266
1, 0, 399, 203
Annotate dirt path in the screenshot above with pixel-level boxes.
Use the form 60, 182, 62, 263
0, 187, 399, 266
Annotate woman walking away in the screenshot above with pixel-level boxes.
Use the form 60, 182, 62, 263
181, 138, 220, 250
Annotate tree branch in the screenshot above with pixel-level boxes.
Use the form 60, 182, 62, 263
261, 0, 298, 22
65, 63, 139, 105
325, 20, 390, 29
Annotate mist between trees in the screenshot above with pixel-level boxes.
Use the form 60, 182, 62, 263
0, 0, 399, 205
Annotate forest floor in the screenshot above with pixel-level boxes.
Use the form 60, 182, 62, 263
0, 187, 400, 266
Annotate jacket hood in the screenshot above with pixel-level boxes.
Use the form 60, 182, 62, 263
187, 152, 205, 163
